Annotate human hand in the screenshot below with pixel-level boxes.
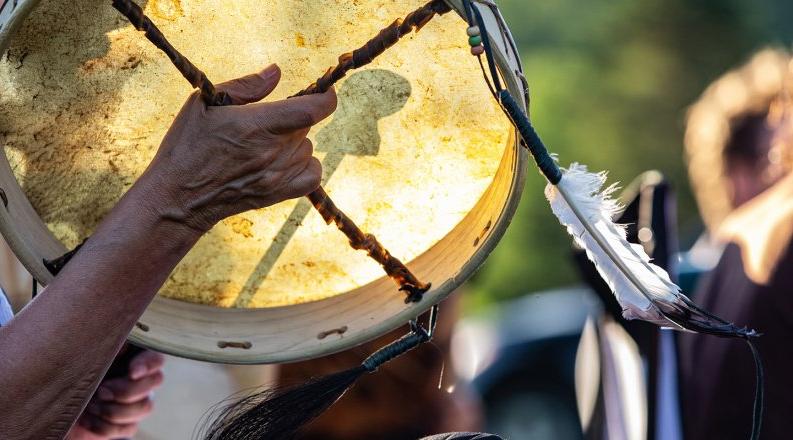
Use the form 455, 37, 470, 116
66, 349, 165, 439
137, 63, 337, 233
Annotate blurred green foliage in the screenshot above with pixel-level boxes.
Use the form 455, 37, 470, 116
466, 0, 793, 308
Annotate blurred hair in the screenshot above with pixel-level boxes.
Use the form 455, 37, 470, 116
685, 48, 793, 231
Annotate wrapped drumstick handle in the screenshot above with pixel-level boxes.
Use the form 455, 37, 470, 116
293, 0, 452, 97
308, 189, 428, 303
111, 0, 439, 301
111, 0, 231, 106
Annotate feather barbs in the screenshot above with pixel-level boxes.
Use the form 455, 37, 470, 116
545, 163, 759, 338
546, 164, 674, 324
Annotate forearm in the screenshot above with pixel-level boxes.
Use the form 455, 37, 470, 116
0, 63, 334, 438
0, 174, 201, 439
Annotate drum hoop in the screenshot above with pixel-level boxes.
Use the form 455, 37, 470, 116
0, 0, 529, 364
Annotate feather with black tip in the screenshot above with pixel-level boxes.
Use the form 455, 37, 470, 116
546, 163, 759, 338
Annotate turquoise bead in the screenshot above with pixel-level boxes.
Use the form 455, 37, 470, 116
468, 35, 482, 46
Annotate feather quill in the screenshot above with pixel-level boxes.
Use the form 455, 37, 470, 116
546, 163, 758, 338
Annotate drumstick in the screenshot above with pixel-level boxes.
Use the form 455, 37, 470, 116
110, 0, 231, 106
293, 0, 452, 97
110, 0, 451, 302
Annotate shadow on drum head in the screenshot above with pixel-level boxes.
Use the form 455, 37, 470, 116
0, 0, 150, 243
234, 69, 411, 307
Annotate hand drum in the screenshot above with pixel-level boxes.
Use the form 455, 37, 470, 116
0, 0, 528, 363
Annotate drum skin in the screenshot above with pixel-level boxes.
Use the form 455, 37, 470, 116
0, 0, 528, 363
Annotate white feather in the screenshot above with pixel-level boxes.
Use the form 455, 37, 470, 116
545, 163, 683, 326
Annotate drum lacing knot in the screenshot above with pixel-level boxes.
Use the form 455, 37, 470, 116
400, 283, 430, 303
362, 305, 437, 372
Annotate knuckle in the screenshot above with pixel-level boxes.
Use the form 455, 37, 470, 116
324, 89, 338, 111
149, 371, 165, 388
142, 398, 155, 414
121, 424, 139, 437
299, 109, 316, 127
302, 158, 322, 189
300, 139, 314, 156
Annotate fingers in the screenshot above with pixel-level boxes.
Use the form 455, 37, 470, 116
264, 138, 320, 199
77, 414, 138, 438
99, 371, 164, 404
79, 353, 162, 438
86, 397, 154, 425
285, 156, 322, 198
250, 87, 338, 134
128, 350, 165, 380
216, 64, 282, 106
270, 137, 314, 170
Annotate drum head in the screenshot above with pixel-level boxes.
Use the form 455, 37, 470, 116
0, 0, 527, 363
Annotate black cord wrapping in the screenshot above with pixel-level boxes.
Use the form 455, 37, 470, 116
498, 90, 562, 184
465, 1, 561, 184
362, 313, 434, 372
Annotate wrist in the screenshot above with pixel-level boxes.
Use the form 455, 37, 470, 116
133, 159, 222, 234
111, 171, 206, 247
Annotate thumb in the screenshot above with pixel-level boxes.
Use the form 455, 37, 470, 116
216, 64, 281, 105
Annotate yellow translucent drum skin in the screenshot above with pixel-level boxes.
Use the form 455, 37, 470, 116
0, 0, 528, 363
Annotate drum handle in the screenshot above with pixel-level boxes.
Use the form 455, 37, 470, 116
94, 0, 452, 303
110, 0, 231, 106
292, 0, 452, 97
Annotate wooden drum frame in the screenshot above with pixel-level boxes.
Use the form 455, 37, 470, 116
0, 0, 529, 364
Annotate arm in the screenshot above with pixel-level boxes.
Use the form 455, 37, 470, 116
0, 64, 336, 439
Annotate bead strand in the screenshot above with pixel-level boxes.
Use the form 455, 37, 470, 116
467, 25, 484, 55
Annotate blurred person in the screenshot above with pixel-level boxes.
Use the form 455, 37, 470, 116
679, 48, 793, 440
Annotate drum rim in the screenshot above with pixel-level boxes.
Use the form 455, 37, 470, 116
0, 0, 530, 364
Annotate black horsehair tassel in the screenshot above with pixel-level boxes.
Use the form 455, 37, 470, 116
199, 306, 439, 440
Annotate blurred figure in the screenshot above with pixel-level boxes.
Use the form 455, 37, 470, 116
679, 49, 793, 440
685, 50, 791, 229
